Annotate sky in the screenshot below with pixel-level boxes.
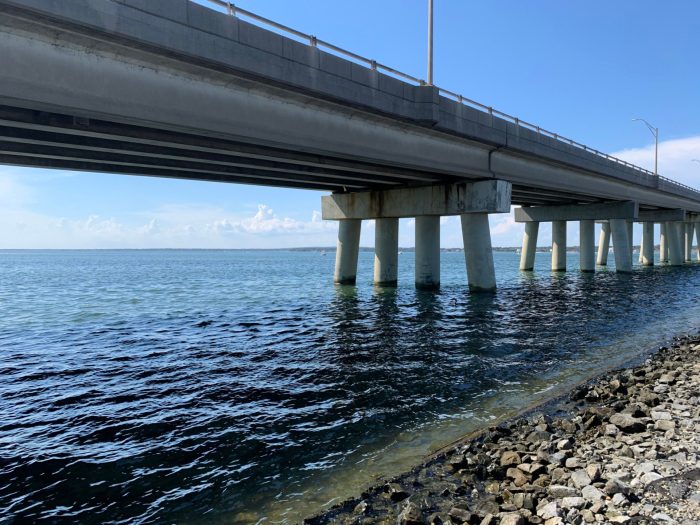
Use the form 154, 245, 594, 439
1, 0, 699, 249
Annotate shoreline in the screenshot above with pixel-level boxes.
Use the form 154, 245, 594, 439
305, 332, 700, 524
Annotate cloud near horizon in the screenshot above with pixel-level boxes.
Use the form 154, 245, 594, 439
1, 134, 699, 249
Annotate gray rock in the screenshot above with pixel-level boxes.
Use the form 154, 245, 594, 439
537, 502, 560, 520
609, 413, 646, 433
586, 463, 602, 482
581, 485, 605, 502
650, 410, 672, 421
499, 512, 524, 525
640, 471, 663, 485
398, 502, 423, 525
548, 485, 578, 498
611, 493, 629, 507
605, 478, 632, 495
501, 451, 522, 466
448, 506, 472, 524
571, 469, 591, 489
560, 497, 586, 509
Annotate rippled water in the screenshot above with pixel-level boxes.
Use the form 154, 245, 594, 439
1, 249, 699, 524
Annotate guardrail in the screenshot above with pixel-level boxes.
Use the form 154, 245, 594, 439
197, 0, 700, 196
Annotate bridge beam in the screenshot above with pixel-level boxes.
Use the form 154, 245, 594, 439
637, 209, 686, 222
514, 201, 638, 223
322, 180, 511, 220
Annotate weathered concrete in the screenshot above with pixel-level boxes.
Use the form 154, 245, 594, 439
597, 222, 611, 266
627, 220, 634, 262
374, 218, 398, 286
667, 222, 683, 266
519, 222, 539, 271
641, 222, 654, 266
579, 220, 595, 272
461, 213, 496, 292
1, 0, 700, 214
685, 223, 695, 262
696, 225, 700, 262
638, 209, 686, 222
334, 219, 362, 284
660, 223, 669, 263
551, 221, 567, 272
610, 219, 632, 273
415, 216, 440, 289
322, 181, 511, 220
514, 201, 638, 222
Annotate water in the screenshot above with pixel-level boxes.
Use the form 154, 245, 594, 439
1, 249, 699, 524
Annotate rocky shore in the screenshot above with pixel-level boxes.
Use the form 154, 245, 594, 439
305, 335, 700, 525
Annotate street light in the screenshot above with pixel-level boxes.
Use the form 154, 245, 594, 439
632, 118, 659, 176
427, 0, 434, 85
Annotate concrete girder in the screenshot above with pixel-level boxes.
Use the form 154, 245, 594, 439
514, 201, 638, 222
322, 180, 511, 220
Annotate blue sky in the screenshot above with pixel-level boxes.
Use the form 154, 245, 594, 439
2, 0, 699, 248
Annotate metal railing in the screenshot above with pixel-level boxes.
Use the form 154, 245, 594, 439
197, 0, 700, 196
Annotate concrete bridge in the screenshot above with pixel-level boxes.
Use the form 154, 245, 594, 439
2, 0, 700, 291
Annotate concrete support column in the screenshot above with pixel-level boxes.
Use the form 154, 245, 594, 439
334, 219, 362, 284
373, 218, 399, 286
667, 222, 683, 266
519, 221, 539, 271
660, 223, 668, 263
597, 222, 610, 266
627, 220, 634, 263
461, 213, 497, 292
641, 222, 654, 266
415, 216, 440, 289
551, 221, 567, 271
579, 220, 595, 272
695, 225, 700, 262
638, 223, 644, 264
685, 223, 695, 262
610, 219, 632, 273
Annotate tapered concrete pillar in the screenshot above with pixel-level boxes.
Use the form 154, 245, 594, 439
695, 225, 700, 262
520, 221, 539, 271
685, 223, 694, 262
638, 223, 644, 264
461, 213, 496, 292
660, 223, 668, 263
374, 218, 399, 286
597, 222, 610, 266
579, 220, 595, 272
641, 222, 654, 266
415, 216, 440, 289
610, 219, 632, 273
667, 222, 683, 266
551, 220, 567, 271
334, 219, 362, 284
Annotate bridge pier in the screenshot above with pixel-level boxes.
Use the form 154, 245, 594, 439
580, 220, 595, 272
323, 180, 511, 291
667, 222, 684, 266
597, 222, 611, 266
461, 213, 497, 292
641, 222, 654, 266
627, 220, 634, 263
685, 223, 695, 262
519, 221, 539, 271
551, 221, 567, 271
660, 223, 668, 263
374, 218, 399, 286
610, 219, 632, 273
415, 216, 440, 290
696, 224, 700, 262
334, 219, 362, 284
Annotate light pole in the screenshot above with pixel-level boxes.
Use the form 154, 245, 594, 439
632, 118, 659, 176
427, 0, 434, 85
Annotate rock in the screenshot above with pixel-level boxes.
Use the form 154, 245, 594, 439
604, 424, 620, 436
537, 502, 560, 520
543, 518, 563, 525
547, 452, 566, 466
605, 478, 632, 495
527, 430, 552, 444
556, 438, 573, 451
448, 506, 472, 524
479, 514, 495, 525
506, 467, 529, 487
398, 502, 423, 525
654, 420, 675, 431
611, 493, 629, 507
501, 451, 522, 466
650, 410, 672, 421
353, 501, 369, 514
427, 513, 444, 525
548, 485, 578, 498
571, 469, 592, 489
499, 512, 524, 525
560, 497, 586, 509
640, 471, 663, 485
386, 483, 409, 502
581, 509, 595, 523
585, 464, 602, 482
564, 457, 581, 469
581, 485, 605, 502
512, 493, 534, 511
609, 413, 646, 433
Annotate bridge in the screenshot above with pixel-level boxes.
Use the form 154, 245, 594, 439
2, 0, 699, 291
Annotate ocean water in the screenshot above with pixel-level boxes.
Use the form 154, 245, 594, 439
1, 249, 699, 524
